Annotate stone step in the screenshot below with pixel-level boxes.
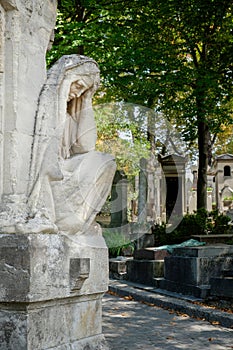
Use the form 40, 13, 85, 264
154, 277, 210, 299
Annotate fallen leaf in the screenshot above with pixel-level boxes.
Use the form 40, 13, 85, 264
107, 290, 118, 296
196, 317, 205, 321
141, 301, 155, 307
176, 312, 189, 318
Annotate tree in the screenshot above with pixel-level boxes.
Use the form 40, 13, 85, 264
109, 0, 233, 209
48, 0, 233, 210
153, 0, 233, 209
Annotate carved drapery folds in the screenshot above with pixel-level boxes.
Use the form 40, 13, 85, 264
28, 54, 116, 234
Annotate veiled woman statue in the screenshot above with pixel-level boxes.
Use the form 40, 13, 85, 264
28, 55, 116, 234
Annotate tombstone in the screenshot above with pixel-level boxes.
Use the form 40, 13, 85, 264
146, 155, 157, 221
212, 153, 233, 211
158, 154, 187, 222
0, 2, 116, 349
188, 167, 197, 213
156, 245, 233, 299
110, 170, 128, 227
138, 157, 147, 222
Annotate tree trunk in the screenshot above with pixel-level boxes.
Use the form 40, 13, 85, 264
197, 121, 209, 209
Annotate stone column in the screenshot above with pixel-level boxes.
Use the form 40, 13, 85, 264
0, 0, 57, 228
0, 4, 5, 198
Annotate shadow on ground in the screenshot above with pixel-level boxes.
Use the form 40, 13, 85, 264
102, 293, 233, 350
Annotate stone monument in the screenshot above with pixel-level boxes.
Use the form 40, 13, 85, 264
158, 154, 187, 222
0, 1, 116, 349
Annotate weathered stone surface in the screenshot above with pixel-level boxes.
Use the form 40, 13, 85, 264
0, 235, 30, 301
0, 0, 57, 206
0, 297, 107, 350
0, 308, 27, 350
0, 231, 108, 302
0, 230, 110, 349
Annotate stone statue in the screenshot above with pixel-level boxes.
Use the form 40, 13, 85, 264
28, 54, 116, 234
0, 3, 112, 348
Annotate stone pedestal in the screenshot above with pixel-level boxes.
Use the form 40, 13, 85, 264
210, 277, 233, 298
127, 259, 164, 286
157, 245, 233, 299
0, 231, 109, 350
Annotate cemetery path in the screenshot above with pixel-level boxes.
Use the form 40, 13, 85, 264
102, 292, 233, 350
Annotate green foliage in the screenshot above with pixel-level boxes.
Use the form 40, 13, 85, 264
102, 229, 135, 258
210, 209, 231, 235
223, 196, 233, 201
175, 209, 209, 237
153, 209, 232, 246
48, 0, 233, 209
94, 103, 150, 176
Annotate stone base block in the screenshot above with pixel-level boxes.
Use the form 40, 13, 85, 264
0, 295, 108, 350
127, 259, 164, 286
160, 245, 233, 299
0, 232, 109, 349
109, 258, 128, 274
164, 255, 233, 285
109, 257, 133, 280
210, 277, 233, 298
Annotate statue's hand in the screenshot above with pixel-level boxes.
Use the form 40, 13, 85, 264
82, 82, 98, 101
